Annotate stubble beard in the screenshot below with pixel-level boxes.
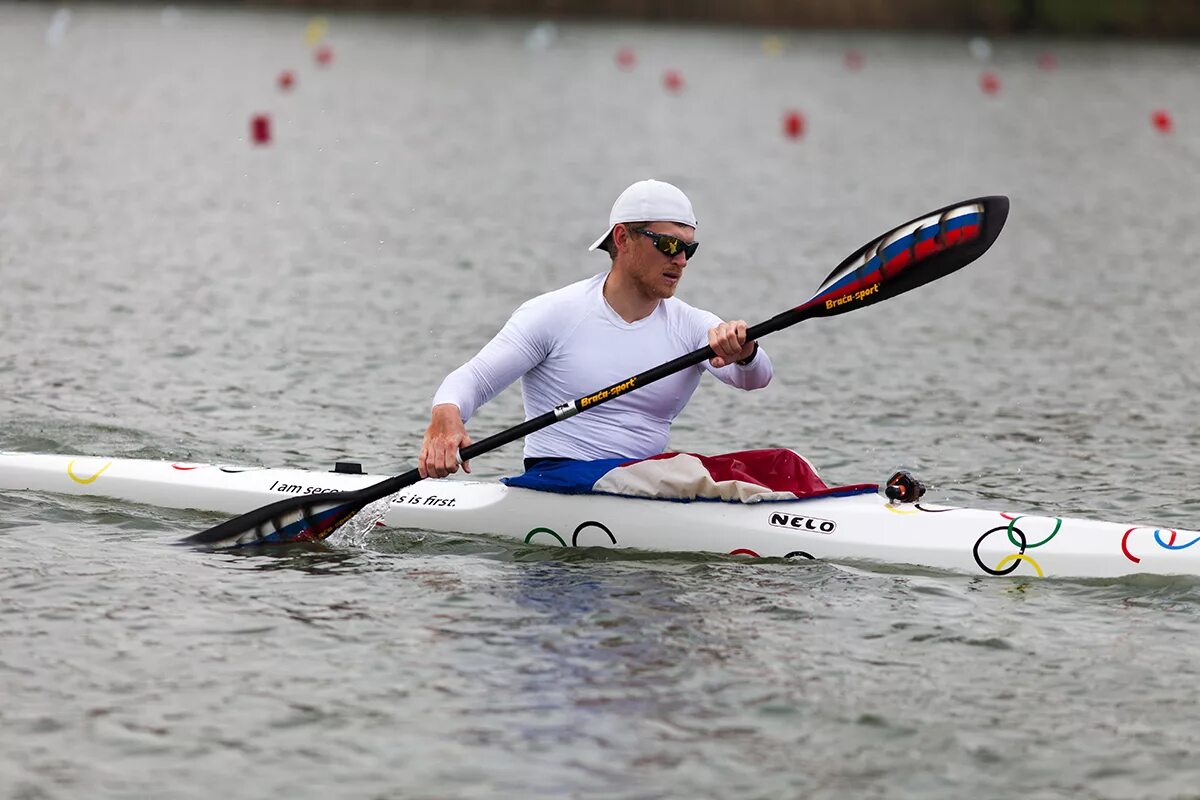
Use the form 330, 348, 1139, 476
630, 257, 680, 301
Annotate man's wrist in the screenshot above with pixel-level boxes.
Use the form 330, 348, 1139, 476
735, 342, 758, 366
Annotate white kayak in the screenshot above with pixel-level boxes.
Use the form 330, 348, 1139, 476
2, 451, 1197, 579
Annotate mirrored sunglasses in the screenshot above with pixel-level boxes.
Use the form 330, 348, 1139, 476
633, 228, 699, 260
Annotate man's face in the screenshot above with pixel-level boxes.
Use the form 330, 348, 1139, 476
623, 221, 696, 300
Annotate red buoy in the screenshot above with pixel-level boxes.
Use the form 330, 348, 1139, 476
277, 70, 295, 91
1037, 52, 1058, 71
615, 47, 636, 70
662, 69, 684, 93
783, 110, 805, 139
315, 44, 333, 67
1152, 109, 1173, 134
979, 71, 1001, 95
844, 49, 864, 71
250, 114, 271, 145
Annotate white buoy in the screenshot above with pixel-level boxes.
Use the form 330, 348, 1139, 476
525, 21, 558, 51
968, 36, 993, 62
161, 6, 181, 27
45, 7, 71, 47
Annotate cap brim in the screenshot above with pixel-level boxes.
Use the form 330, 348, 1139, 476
588, 225, 615, 252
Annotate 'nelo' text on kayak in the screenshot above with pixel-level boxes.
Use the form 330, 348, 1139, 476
768, 512, 837, 533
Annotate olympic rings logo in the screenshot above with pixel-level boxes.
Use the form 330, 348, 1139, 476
973, 514, 1062, 578
522, 523, 815, 561
525, 520, 616, 548
883, 503, 960, 516
66, 459, 112, 485
1121, 526, 1200, 564
729, 548, 815, 559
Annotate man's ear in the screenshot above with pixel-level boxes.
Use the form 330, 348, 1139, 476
611, 223, 630, 252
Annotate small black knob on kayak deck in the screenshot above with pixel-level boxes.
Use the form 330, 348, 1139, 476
332, 461, 365, 474
885, 471, 926, 504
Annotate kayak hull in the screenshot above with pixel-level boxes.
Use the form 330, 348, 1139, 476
2, 452, 1196, 579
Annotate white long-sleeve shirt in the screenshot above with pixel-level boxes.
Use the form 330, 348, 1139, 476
433, 272, 773, 461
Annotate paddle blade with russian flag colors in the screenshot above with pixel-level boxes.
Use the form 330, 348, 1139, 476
186, 464, 424, 547
183, 489, 371, 548
801, 196, 1008, 318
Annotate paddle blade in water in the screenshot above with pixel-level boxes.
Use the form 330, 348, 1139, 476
182, 490, 369, 548
802, 195, 1009, 317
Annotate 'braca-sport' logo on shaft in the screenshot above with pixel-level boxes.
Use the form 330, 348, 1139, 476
579, 377, 637, 409
825, 281, 880, 310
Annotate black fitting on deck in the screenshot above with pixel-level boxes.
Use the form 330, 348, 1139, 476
885, 471, 926, 504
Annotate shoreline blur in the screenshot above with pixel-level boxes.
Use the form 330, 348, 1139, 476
228, 0, 1200, 37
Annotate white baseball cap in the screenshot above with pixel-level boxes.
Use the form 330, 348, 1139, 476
588, 179, 698, 252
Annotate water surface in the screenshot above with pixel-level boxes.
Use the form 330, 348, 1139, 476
3, 4, 1200, 797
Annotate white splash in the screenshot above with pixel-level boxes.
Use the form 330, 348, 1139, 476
330, 495, 395, 548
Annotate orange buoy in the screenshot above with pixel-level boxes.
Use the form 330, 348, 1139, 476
251, 114, 271, 145
615, 47, 636, 70
979, 71, 1001, 95
1037, 52, 1057, 70
277, 70, 295, 91
315, 44, 333, 67
843, 49, 864, 71
1152, 109, 1173, 133
662, 69, 684, 93
783, 110, 805, 139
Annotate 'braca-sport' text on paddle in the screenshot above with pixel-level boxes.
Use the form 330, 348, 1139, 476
183, 196, 1009, 548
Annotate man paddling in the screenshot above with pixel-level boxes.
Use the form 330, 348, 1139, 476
419, 179, 773, 479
